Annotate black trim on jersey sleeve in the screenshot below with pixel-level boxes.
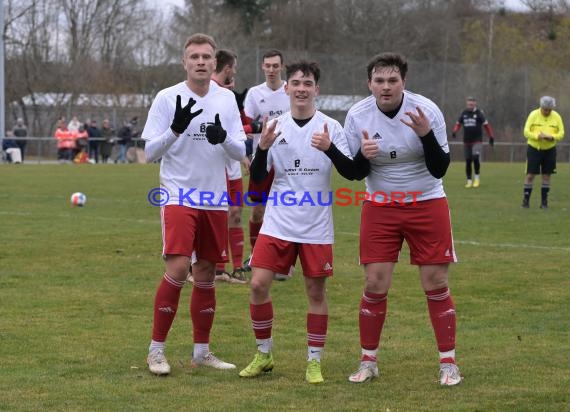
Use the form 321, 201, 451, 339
250, 146, 269, 183
324, 143, 370, 181
420, 130, 450, 179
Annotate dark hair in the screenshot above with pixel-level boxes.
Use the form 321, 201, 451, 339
366, 52, 408, 81
215, 49, 237, 73
262, 49, 284, 64
285, 60, 320, 84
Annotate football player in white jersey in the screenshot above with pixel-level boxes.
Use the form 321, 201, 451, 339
209, 49, 249, 284
242, 50, 291, 279
343, 52, 461, 386
239, 61, 371, 384
142, 33, 246, 376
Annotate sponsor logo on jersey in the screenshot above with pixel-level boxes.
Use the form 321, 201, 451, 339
278, 138, 288, 145
373, 132, 382, 140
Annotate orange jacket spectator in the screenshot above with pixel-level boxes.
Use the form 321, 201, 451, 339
55, 126, 77, 149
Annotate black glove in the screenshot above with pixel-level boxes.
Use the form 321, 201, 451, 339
206, 114, 227, 145
489, 137, 494, 147
171, 95, 203, 135
250, 120, 263, 134
233, 88, 248, 111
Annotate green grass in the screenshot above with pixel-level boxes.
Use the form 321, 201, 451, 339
1, 162, 569, 411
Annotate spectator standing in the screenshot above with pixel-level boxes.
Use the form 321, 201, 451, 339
100, 119, 115, 163
12, 118, 28, 162
67, 116, 82, 132
87, 119, 102, 163
116, 120, 134, 163
54, 120, 76, 163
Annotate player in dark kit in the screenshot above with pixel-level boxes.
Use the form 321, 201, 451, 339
452, 97, 495, 188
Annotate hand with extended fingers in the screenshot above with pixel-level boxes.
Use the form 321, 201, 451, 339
258, 117, 281, 150
170, 95, 203, 135
311, 123, 331, 151
361, 130, 379, 159
401, 106, 431, 137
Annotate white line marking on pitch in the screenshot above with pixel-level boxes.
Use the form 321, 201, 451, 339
338, 232, 570, 251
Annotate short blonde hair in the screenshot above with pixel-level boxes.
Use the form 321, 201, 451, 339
184, 33, 217, 52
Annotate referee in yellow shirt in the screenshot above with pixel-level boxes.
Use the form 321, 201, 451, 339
522, 96, 565, 208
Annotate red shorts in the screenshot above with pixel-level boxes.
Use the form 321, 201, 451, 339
247, 167, 275, 203
161, 205, 229, 263
250, 234, 333, 277
228, 177, 243, 207
360, 198, 457, 265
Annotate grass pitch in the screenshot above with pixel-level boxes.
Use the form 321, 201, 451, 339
0, 162, 569, 411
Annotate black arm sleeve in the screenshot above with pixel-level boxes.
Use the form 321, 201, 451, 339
420, 130, 450, 179
324, 143, 370, 181
250, 146, 270, 183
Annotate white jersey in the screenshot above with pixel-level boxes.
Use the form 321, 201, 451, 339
244, 82, 290, 151
225, 156, 242, 180
142, 81, 246, 210
259, 111, 351, 244
344, 91, 448, 203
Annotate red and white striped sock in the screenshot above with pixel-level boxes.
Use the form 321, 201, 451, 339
190, 280, 216, 344
151, 273, 185, 343
250, 301, 273, 353
359, 291, 387, 353
307, 313, 328, 361
425, 287, 456, 354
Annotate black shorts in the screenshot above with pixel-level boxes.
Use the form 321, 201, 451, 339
526, 145, 557, 175
463, 142, 482, 159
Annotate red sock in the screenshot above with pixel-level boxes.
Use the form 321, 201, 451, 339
215, 262, 225, 272
425, 287, 456, 352
359, 291, 387, 350
249, 220, 263, 249
229, 227, 244, 270
307, 313, 328, 348
152, 273, 185, 342
250, 302, 273, 339
190, 281, 216, 344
